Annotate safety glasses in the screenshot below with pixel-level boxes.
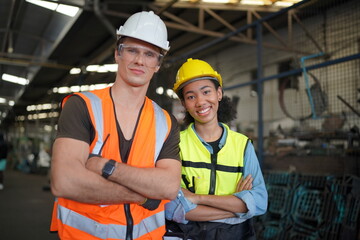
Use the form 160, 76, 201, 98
118, 44, 163, 68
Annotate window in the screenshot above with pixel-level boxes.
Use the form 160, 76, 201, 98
278, 59, 301, 90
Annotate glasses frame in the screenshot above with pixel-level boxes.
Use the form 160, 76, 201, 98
117, 44, 164, 67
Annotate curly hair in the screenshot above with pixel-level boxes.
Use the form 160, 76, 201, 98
180, 81, 237, 126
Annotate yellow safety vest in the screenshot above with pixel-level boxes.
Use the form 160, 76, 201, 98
179, 123, 249, 195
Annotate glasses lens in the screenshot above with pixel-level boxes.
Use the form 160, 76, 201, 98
118, 44, 162, 67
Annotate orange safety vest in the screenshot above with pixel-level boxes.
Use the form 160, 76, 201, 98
50, 87, 172, 240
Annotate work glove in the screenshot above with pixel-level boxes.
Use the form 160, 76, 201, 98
141, 198, 161, 211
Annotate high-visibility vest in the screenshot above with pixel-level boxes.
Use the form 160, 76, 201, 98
179, 123, 248, 195
50, 87, 172, 240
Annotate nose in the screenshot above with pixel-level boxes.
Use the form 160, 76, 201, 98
133, 52, 145, 65
195, 95, 206, 107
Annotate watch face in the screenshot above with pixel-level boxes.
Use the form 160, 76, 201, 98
102, 160, 115, 178
104, 164, 114, 173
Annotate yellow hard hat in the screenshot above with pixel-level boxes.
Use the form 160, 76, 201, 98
173, 58, 222, 93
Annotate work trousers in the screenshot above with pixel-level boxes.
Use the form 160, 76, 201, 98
165, 219, 256, 240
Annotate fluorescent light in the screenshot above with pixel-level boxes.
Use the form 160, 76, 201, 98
166, 89, 178, 99
274, 1, 293, 7
70, 86, 81, 92
80, 85, 90, 91
26, 0, 79, 17
44, 125, 53, 132
56, 4, 79, 17
71, 64, 117, 74
27, 105, 36, 111
27, 103, 55, 112
241, 0, 266, 5
156, 87, 164, 95
2, 73, 29, 85
91, 84, 110, 90
202, 0, 234, 3
70, 68, 81, 74
166, 89, 175, 97
58, 87, 71, 94
17, 116, 26, 121
97, 66, 108, 73
26, 0, 57, 10
104, 64, 118, 72
0, 98, 14, 107
53, 83, 113, 94
86, 65, 99, 72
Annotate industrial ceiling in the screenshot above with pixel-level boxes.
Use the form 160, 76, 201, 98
0, 0, 343, 129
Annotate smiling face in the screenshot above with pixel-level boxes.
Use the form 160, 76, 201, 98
115, 37, 161, 88
181, 79, 222, 125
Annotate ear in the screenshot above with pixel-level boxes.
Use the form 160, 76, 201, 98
114, 49, 119, 63
217, 86, 223, 101
154, 65, 160, 73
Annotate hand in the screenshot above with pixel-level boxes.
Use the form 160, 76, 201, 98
140, 198, 161, 211
86, 156, 106, 175
236, 174, 253, 192
182, 188, 198, 204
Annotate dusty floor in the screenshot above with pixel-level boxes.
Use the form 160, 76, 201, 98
0, 169, 59, 240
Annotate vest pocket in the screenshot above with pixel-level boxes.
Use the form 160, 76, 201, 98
193, 174, 208, 194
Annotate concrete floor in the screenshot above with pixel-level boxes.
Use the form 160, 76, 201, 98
0, 169, 59, 240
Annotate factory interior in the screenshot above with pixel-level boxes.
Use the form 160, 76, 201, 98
0, 0, 359, 239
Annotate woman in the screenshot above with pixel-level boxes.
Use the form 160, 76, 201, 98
165, 58, 268, 240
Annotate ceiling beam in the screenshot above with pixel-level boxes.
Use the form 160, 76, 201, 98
251, 10, 288, 47
0, 56, 73, 70
152, 1, 281, 12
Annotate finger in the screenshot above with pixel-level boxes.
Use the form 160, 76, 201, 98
236, 176, 243, 192
244, 174, 252, 182
237, 175, 252, 192
244, 178, 253, 190
243, 175, 253, 186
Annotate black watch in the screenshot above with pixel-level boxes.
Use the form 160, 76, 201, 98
102, 160, 116, 179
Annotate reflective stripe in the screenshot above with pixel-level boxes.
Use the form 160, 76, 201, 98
82, 92, 104, 155
57, 204, 165, 239
182, 160, 243, 173
152, 101, 168, 162
82, 93, 168, 160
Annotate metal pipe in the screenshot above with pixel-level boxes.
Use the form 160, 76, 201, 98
94, 0, 117, 39
256, 22, 264, 165
337, 95, 360, 117
224, 53, 360, 90
300, 52, 325, 119
1, 0, 16, 53
156, 0, 178, 15
292, 12, 325, 54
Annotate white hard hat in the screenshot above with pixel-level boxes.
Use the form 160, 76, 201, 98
116, 11, 170, 52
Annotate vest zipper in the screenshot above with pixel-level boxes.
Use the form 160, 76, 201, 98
209, 153, 217, 195
124, 204, 133, 240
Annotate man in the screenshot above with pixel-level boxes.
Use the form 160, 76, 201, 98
50, 11, 181, 240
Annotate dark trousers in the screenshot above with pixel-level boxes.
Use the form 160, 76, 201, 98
165, 219, 256, 240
